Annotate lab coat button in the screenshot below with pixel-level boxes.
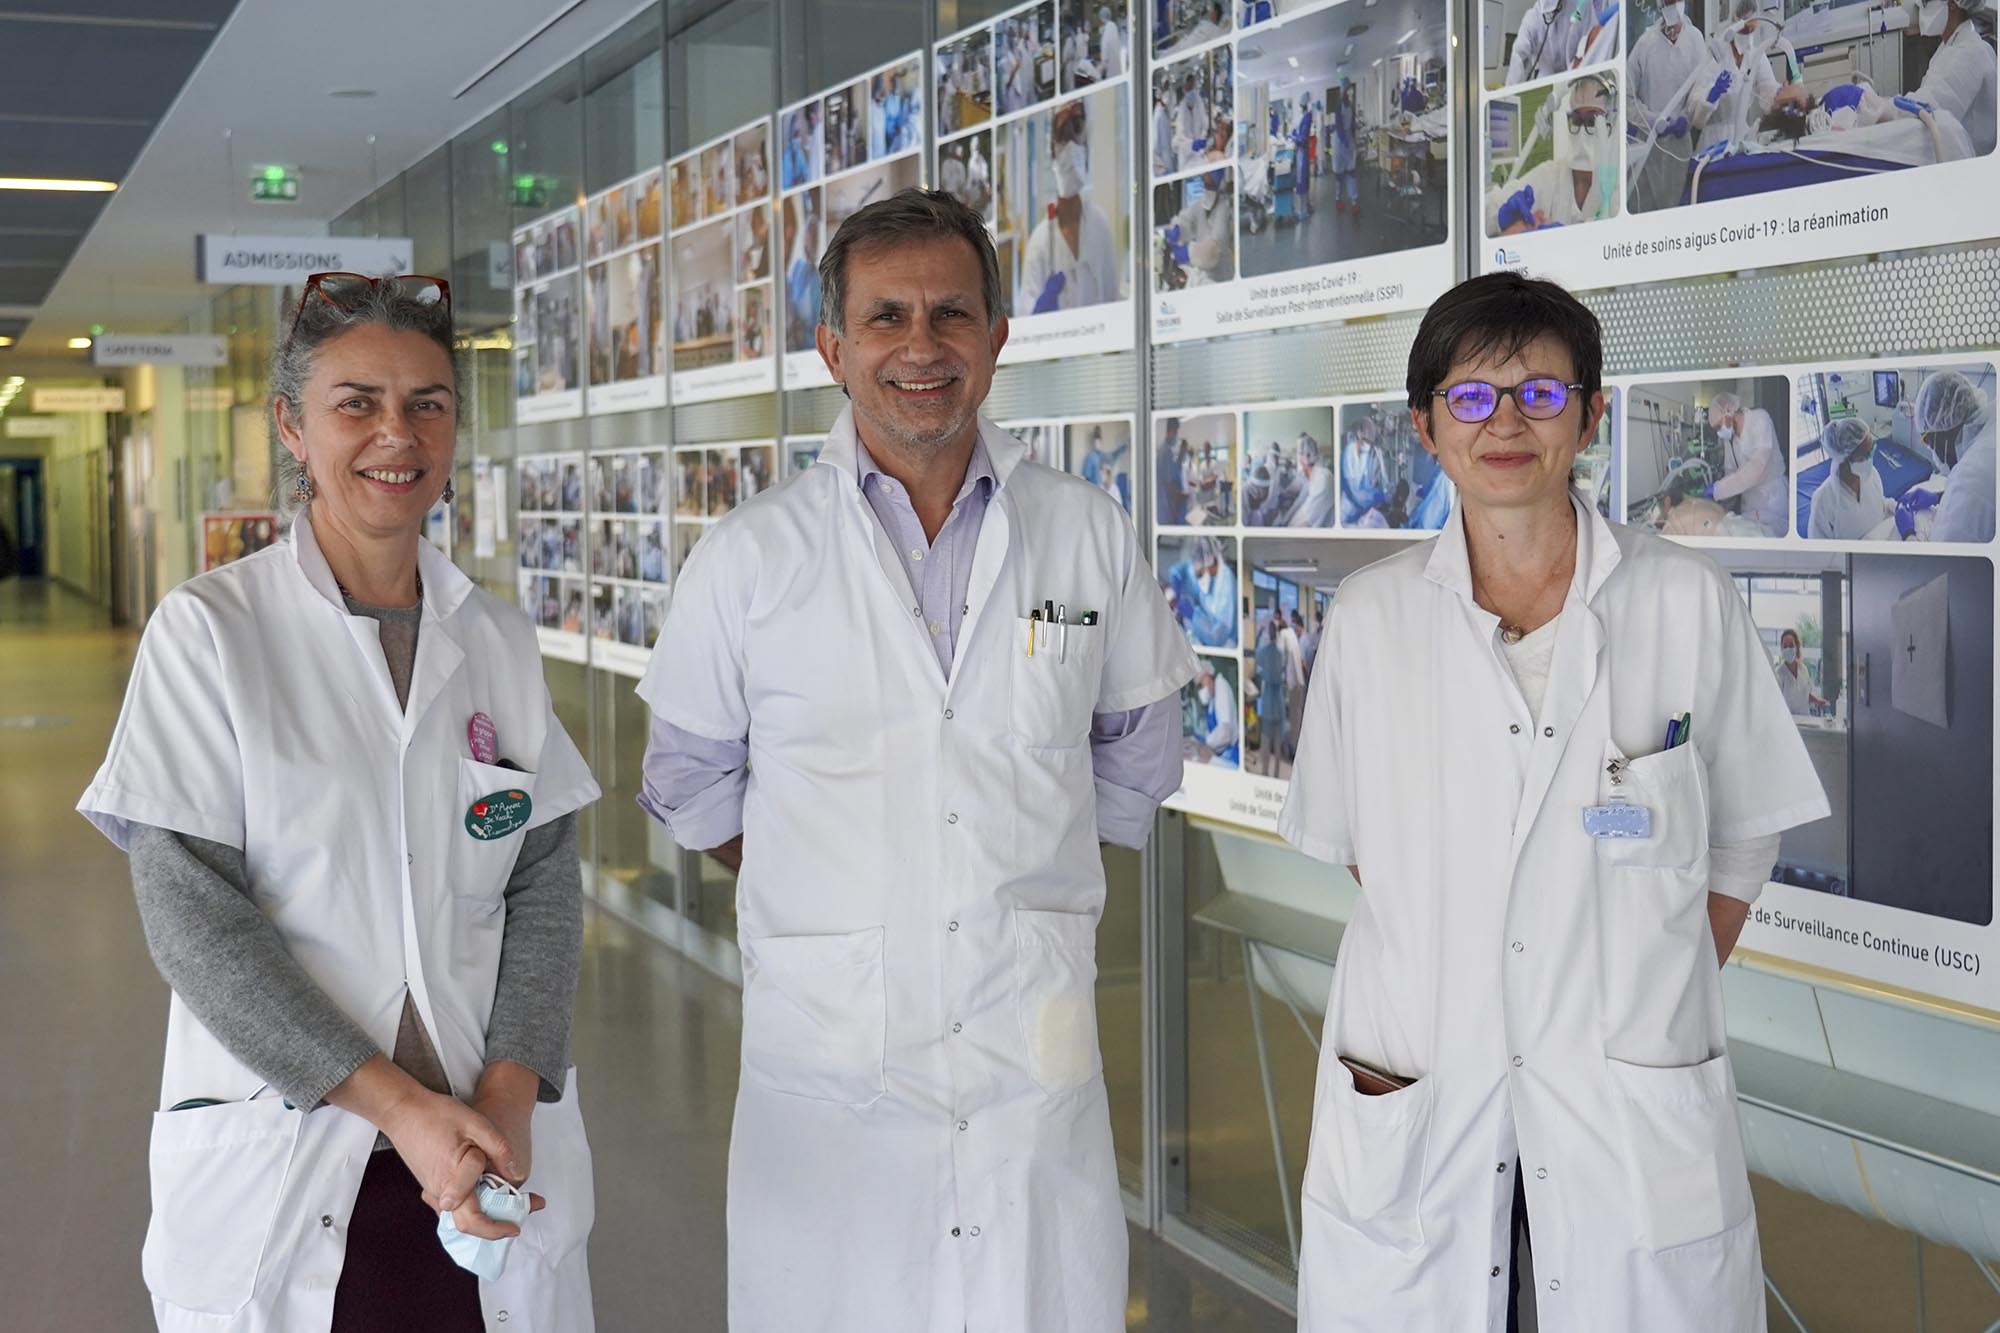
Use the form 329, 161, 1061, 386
1536, 1167, 1548, 1179
1511, 1055, 1524, 1067
1509, 723, 1521, 735
1543, 726, 1554, 738
1491, 1266, 1503, 1278
957, 1120, 969, 1131
951, 1227, 961, 1237
1548, 1280, 1560, 1292
1511, 941, 1524, 953
948, 921, 960, 932
951, 1022, 963, 1033
498, 1312, 510, 1322
1495, 1162, 1507, 1173
320, 1215, 333, 1228
947, 812, 959, 824
970, 1226, 982, 1237
944, 709, 954, 720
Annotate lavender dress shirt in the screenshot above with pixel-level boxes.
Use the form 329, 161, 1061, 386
638, 435, 1184, 851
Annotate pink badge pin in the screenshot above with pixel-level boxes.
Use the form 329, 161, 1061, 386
468, 712, 499, 765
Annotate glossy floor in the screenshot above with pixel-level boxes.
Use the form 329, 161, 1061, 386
0, 577, 1288, 1333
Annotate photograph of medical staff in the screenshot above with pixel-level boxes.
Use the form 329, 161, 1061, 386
518, 283, 580, 396
1240, 406, 1338, 527
993, 86, 1131, 316
1004, 420, 1065, 466
1068, 418, 1135, 512
1486, 0, 1621, 91
734, 124, 771, 206
1240, 538, 1373, 774
940, 130, 996, 221
1180, 655, 1242, 769
938, 28, 995, 136
673, 523, 703, 567
670, 220, 735, 372
700, 140, 733, 218
1486, 70, 1620, 234
868, 59, 924, 159
1159, 532, 1242, 650
1062, 0, 1130, 91
737, 285, 771, 360
1626, 0, 1994, 214
787, 438, 825, 475
1152, 47, 1233, 178
1795, 362, 1996, 542
1155, 0, 1229, 56
674, 447, 705, 516
1337, 400, 1455, 529
669, 158, 697, 230
1237, 1, 1452, 271
739, 445, 778, 507
779, 102, 824, 190
826, 156, 925, 243
737, 204, 772, 283
1151, 170, 1236, 290
585, 245, 663, 386
995, 2, 1061, 113
514, 212, 579, 285
781, 190, 824, 354
825, 80, 868, 175
1719, 548, 1993, 924
1626, 375, 1790, 537
1155, 412, 1238, 525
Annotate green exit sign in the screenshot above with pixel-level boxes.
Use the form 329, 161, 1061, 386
252, 164, 299, 202
511, 174, 553, 209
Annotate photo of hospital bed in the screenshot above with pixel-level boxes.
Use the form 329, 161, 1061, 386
1625, 375, 1789, 537
1794, 363, 1997, 541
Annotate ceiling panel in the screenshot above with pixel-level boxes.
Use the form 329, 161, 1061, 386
10, 1, 238, 21
0, 122, 155, 180
0, 231, 86, 266
0, 24, 220, 120
0, 192, 111, 233
0, 269, 61, 305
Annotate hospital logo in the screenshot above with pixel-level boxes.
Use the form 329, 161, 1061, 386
1494, 247, 1523, 268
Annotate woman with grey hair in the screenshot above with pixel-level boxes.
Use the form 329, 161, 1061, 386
79, 273, 599, 1333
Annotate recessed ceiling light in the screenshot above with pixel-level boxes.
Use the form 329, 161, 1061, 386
0, 177, 118, 193
68, 337, 93, 349
329, 88, 377, 99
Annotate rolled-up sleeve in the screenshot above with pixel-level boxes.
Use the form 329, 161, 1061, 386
636, 715, 748, 851
1090, 697, 1183, 848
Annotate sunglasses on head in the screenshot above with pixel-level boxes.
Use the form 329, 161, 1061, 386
287, 272, 451, 343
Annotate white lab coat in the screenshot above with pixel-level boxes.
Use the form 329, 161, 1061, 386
636, 410, 1194, 1333
1165, 189, 1234, 285
1772, 658, 1813, 715
78, 512, 601, 1333
1280, 494, 1828, 1333
1289, 462, 1338, 528
1153, 101, 1178, 175
1806, 460, 1890, 540
1930, 423, 1997, 543
1101, 19, 1126, 79
1487, 158, 1615, 230
1507, 0, 1590, 85
1019, 199, 1122, 311
1695, 46, 1781, 154
1913, 22, 1997, 156
1712, 407, 1788, 536
1628, 23, 1711, 209
1204, 671, 1238, 752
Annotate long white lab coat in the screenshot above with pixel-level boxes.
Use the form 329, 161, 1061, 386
1507, 0, 1591, 85
1913, 22, 1997, 156
1806, 461, 1890, 540
1695, 46, 1781, 154
636, 410, 1194, 1333
1288, 461, 1339, 528
1018, 199, 1122, 312
1772, 658, 1813, 715
1930, 423, 1997, 543
1628, 23, 1711, 209
1712, 407, 1789, 536
1280, 495, 1828, 1333
79, 512, 601, 1333
1101, 19, 1125, 79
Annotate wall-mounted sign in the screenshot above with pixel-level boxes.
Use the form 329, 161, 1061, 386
92, 335, 227, 368
250, 165, 300, 203
2, 416, 62, 438
31, 387, 126, 412
195, 234, 412, 286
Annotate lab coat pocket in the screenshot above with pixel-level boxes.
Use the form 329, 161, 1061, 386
1303, 1058, 1433, 1255
741, 927, 888, 1107
454, 757, 542, 902
1596, 741, 1709, 872
142, 1098, 301, 1315
1605, 1053, 1753, 1252
1015, 907, 1103, 1094
519, 1068, 595, 1267
1009, 617, 1101, 749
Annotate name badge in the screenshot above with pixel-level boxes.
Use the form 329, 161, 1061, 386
1582, 802, 1652, 839
466, 789, 533, 840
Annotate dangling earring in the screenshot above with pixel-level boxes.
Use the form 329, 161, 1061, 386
294, 470, 315, 503
442, 479, 456, 504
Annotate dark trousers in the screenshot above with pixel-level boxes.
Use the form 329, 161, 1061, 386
1507, 1166, 1533, 1333
330, 1149, 483, 1333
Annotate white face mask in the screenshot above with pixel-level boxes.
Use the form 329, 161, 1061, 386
1565, 121, 1598, 172
1918, 0, 1950, 35
1053, 140, 1088, 197
1198, 684, 1213, 706
1717, 422, 1737, 443
1782, 645, 1800, 663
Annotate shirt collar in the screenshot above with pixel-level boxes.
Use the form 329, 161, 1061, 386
819, 404, 1028, 495
1424, 488, 1622, 608
855, 433, 996, 508
290, 507, 474, 621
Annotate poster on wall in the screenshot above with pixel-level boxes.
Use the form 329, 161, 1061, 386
583, 168, 668, 413
1480, 0, 1999, 291
783, 434, 826, 478
777, 52, 927, 391
587, 445, 671, 677
516, 451, 590, 662
934, 1, 1137, 363
671, 438, 781, 568
512, 207, 585, 423
1146, 0, 1459, 343
200, 512, 278, 571
669, 119, 779, 404
995, 413, 1138, 513
1153, 391, 1619, 823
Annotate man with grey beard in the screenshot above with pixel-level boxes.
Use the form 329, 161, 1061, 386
635, 189, 1193, 1332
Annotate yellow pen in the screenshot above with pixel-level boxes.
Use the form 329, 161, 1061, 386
1028, 608, 1040, 657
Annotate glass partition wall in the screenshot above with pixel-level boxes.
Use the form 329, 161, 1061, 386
299, 0, 2000, 1323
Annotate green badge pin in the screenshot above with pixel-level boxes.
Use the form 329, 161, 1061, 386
465, 788, 533, 840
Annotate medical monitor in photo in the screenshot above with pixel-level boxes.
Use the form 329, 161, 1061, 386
1793, 361, 1996, 544
1240, 406, 1338, 528
1158, 532, 1242, 651
1155, 412, 1238, 527
1625, 375, 1791, 539
1486, 70, 1620, 237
